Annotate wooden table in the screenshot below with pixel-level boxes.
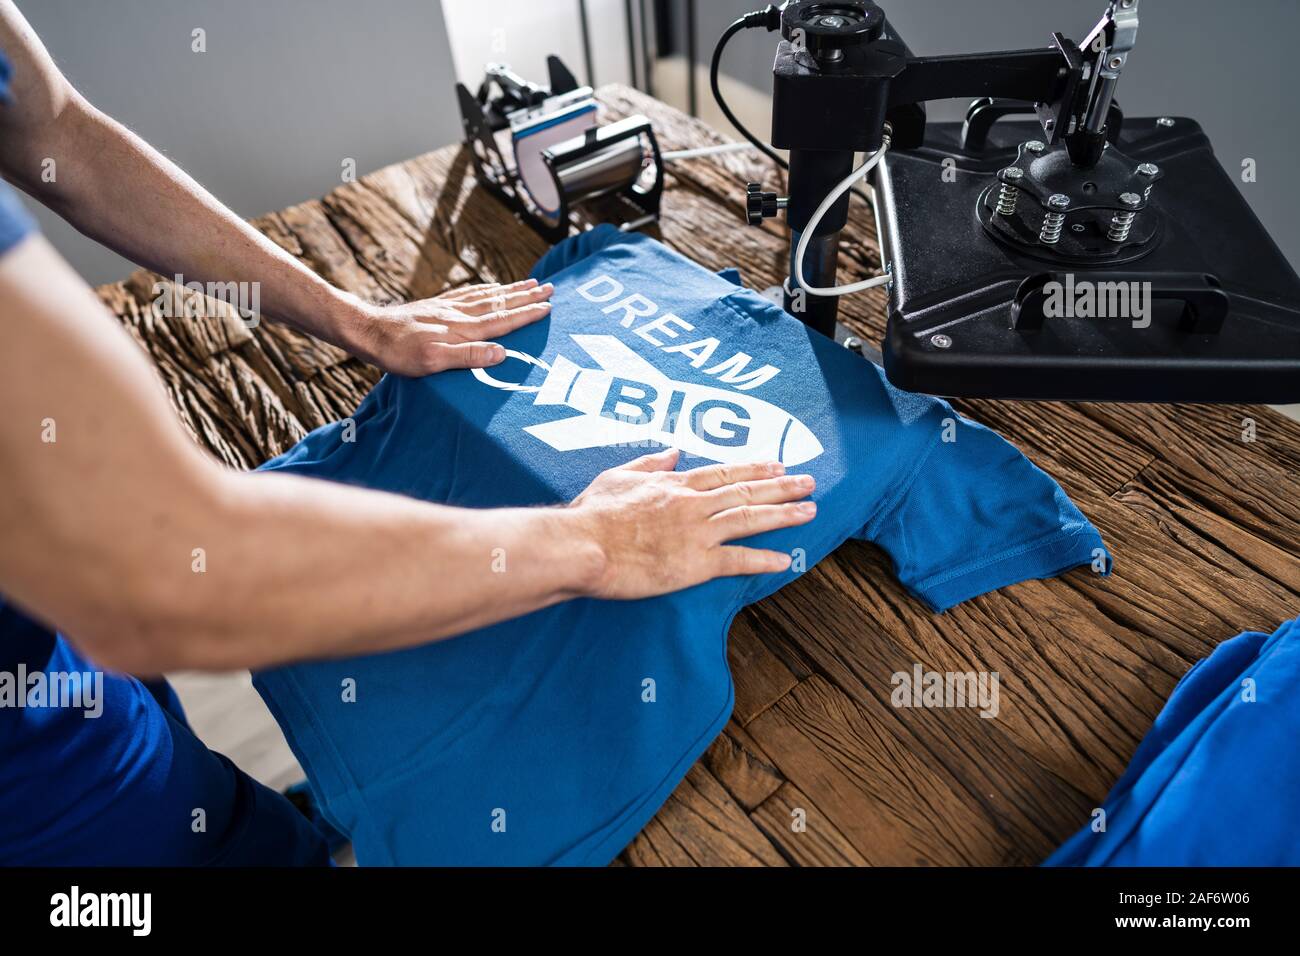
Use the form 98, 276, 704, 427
97, 86, 1300, 866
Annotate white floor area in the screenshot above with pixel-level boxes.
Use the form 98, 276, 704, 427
168, 670, 355, 864
168, 670, 303, 792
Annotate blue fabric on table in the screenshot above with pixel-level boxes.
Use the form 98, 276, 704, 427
253, 225, 1107, 865
1046, 615, 1300, 866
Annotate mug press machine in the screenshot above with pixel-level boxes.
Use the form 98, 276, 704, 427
455, 56, 663, 245
728, 1, 1300, 402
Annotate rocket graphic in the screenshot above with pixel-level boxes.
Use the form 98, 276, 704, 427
485, 334, 824, 466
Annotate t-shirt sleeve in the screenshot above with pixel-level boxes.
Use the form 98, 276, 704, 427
0, 49, 37, 257
861, 412, 1108, 612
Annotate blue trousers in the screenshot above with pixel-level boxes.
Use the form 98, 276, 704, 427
1, 598, 330, 866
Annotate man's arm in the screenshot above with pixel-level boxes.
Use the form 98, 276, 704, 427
0, 236, 815, 675
0, 0, 551, 376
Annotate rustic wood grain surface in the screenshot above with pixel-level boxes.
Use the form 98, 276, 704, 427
96, 86, 1300, 866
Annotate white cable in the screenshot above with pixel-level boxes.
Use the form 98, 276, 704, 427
661, 141, 757, 161
793, 140, 891, 297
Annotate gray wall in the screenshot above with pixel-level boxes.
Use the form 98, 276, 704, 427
15, 0, 461, 284
704, 0, 1300, 267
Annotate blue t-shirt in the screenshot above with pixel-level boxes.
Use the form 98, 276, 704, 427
1046, 615, 1300, 866
253, 225, 1108, 865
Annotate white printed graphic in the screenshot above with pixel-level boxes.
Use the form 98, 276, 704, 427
473, 334, 824, 465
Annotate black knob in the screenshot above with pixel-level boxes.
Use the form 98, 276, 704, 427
746, 182, 782, 226
781, 2, 885, 59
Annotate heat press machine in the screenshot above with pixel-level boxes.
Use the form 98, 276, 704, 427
456, 57, 663, 245
729, 1, 1300, 402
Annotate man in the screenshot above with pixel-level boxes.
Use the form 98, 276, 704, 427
0, 1, 814, 865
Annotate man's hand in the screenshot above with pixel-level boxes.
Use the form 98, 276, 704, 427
328, 278, 555, 376
570, 449, 817, 600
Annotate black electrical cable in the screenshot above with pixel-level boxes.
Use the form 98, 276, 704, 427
710, 7, 787, 171
711, 6, 877, 207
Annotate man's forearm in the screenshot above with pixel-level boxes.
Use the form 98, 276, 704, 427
108, 469, 605, 674
13, 99, 359, 342
13, 451, 605, 677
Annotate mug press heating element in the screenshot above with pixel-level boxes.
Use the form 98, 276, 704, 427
456, 57, 664, 243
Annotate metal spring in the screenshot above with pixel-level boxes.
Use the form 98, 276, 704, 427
1040, 210, 1066, 244
995, 182, 1020, 216
1108, 210, 1137, 242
